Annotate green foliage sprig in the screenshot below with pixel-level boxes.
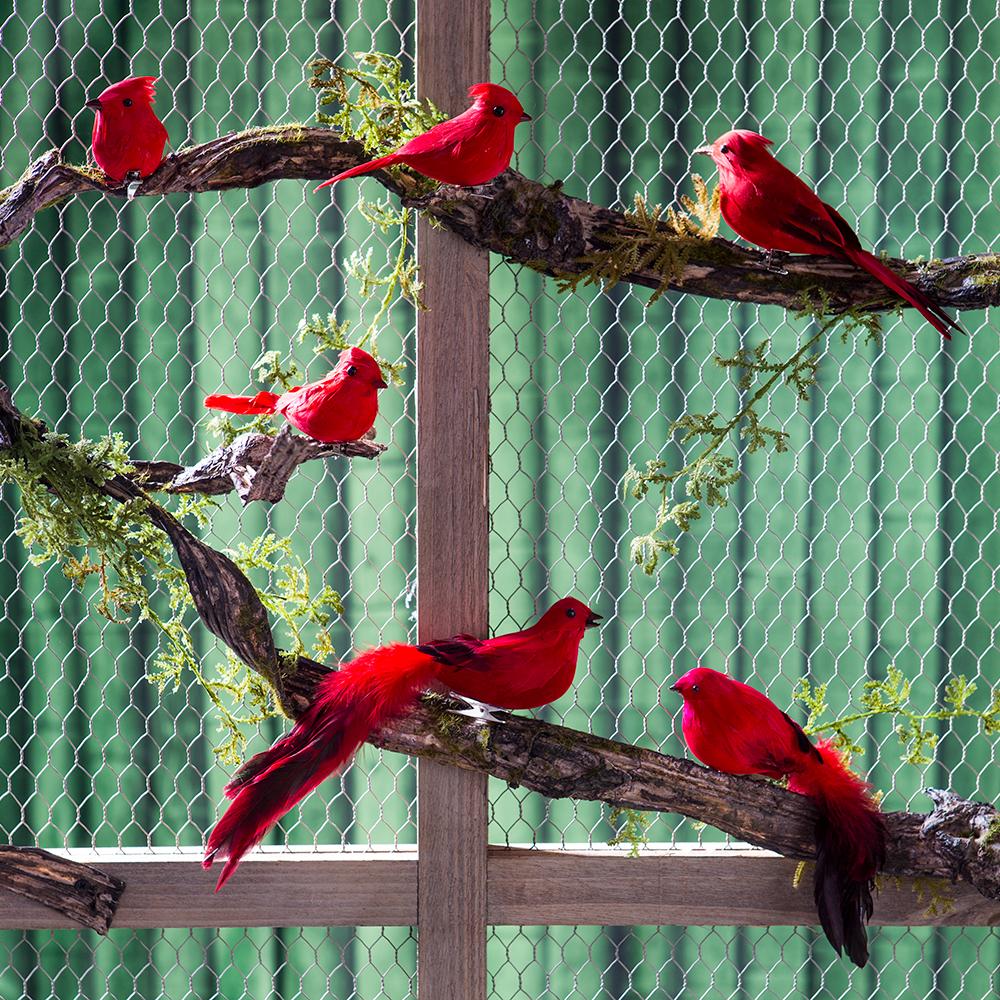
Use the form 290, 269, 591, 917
151, 531, 343, 764
557, 179, 721, 304
348, 196, 425, 344
626, 295, 883, 574
794, 666, 1000, 765
0, 409, 340, 764
0, 423, 174, 619
309, 52, 444, 158
305, 52, 435, 368
607, 806, 652, 857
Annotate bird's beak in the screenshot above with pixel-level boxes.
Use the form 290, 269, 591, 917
668, 682, 680, 692
520, 112, 532, 122
85, 98, 102, 110
692, 145, 713, 157
376, 376, 389, 389
585, 612, 602, 628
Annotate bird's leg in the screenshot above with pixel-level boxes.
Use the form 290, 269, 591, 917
761, 249, 789, 274
125, 171, 142, 200
448, 696, 507, 725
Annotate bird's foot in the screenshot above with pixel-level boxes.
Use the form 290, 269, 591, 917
125, 172, 142, 200
448, 698, 507, 725
761, 250, 789, 274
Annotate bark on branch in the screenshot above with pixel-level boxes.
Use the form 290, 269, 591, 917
0, 846, 125, 933
130, 425, 386, 503
1, 127, 996, 314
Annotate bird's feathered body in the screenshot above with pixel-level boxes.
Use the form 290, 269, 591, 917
317, 83, 530, 190
87, 76, 168, 182
204, 598, 599, 889
697, 129, 962, 340
203, 346, 387, 443
418, 601, 598, 709
673, 666, 886, 967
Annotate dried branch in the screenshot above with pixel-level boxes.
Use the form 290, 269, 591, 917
0, 846, 125, 933
130, 425, 386, 503
1, 128, 996, 313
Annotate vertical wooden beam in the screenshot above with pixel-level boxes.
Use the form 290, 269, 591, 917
415, 2, 490, 998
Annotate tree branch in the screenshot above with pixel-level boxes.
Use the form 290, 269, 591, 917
130, 425, 386, 503
2, 127, 996, 313
0, 846, 125, 933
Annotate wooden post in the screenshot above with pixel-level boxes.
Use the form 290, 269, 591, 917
415, 1, 490, 997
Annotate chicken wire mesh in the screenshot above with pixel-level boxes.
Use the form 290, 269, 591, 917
0, 0, 997, 997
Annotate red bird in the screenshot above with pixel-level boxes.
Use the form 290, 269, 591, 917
672, 666, 886, 967
695, 130, 963, 340
204, 597, 600, 889
204, 347, 387, 443
85, 76, 168, 182
316, 83, 531, 191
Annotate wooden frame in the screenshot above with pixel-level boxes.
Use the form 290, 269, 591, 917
0, 1, 993, 997
414, 0, 491, 995
1, 847, 994, 932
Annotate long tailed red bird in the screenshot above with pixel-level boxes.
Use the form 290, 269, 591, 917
86, 76, 168, 182
672, 666, 886, 967
316, 83, 531, 191
204, 346, 387, 443
204, 597, 599, 889
695, 129, 962, 340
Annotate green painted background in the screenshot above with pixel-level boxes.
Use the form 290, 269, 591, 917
0, 0, 996, 996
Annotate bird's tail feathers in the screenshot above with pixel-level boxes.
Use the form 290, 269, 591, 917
203, 391, 281, 416
314, 154, 403, 191
846, 247, 963, 341
789, 738, 887, 967
203, 644, 439, 890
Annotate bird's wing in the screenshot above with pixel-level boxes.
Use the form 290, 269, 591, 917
724, 683, 822, 772
396, 111, 479, 157
779, 199, 863, 252
416, 634, 487, 671
780, 710, 823, 762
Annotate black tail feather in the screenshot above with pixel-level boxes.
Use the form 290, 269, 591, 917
813, 816, 880, 968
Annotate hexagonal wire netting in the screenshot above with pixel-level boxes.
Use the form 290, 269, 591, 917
0, 0, 996, 998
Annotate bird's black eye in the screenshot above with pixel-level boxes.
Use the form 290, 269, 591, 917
492, 105, 505, 117
123, 98, 133, 108
565, 607, 576, 618
691, 684, 700, 693
720, 143, 729, 154
347, 365, 357, 376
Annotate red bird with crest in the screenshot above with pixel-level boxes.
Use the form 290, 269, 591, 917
204, 597, 600, 890
316, 83, 531, 191
86, 76, 168, 182
204, 346, 387, 443
695, 129, 963, 340
673, 666, 886, 967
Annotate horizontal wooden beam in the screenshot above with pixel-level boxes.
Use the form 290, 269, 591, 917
0, 846, 994, 931
487, 847, 999, 927
0, 850, 418, 930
